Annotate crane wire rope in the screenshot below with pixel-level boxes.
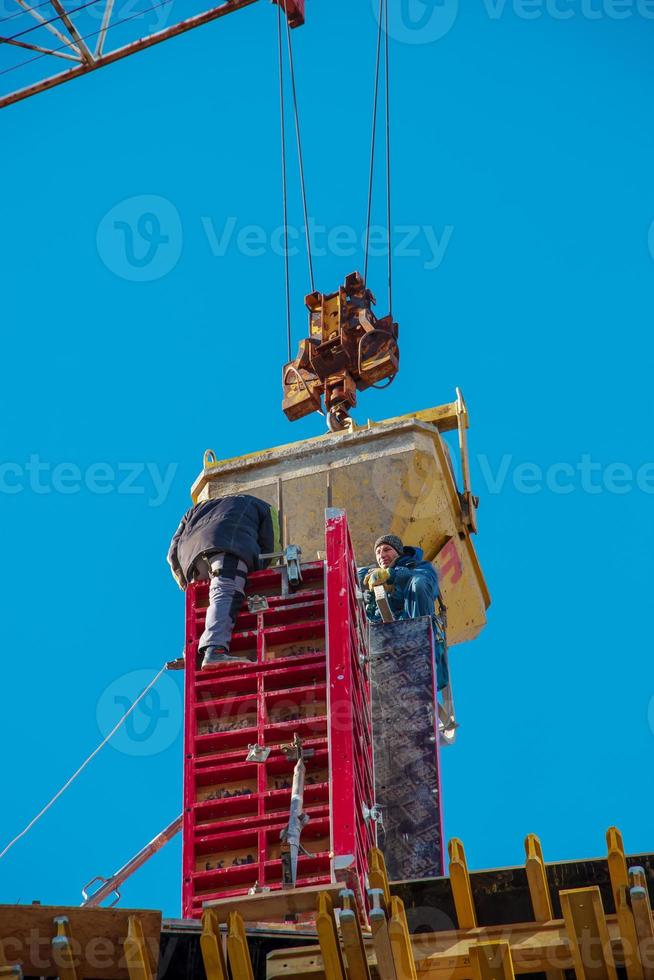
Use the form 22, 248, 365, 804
0, 662, 169, 862
283, 3, 314, 293
363, 0, 393, 317
276, 0, 292, 362
384, 0, 392, 317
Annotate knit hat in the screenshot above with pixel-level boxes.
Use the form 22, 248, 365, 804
374, 534, 404, 557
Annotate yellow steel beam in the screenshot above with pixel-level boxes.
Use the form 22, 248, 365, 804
369, 848, 392, 909
201, 910, 229, 980
339, 890, 371, 980
124, 915, 154, 980
470, 941, 516, 980
267, 912, 638, 980
448, 839, 477, 929
51, 916, 79, 980
388, 896, 417, 980
525, 835, 554, 921
629, 867, 654, 980
606, 828, 644, 980
560, 887, 618, 980
524, 835, 565, 980
227, 911, 255, 980
370, 899, 398, 980
316, 892, 347, 980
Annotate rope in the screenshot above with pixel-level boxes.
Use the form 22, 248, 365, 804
277, 0, 292, 362
384, 0, 393, 317
363, 0, 384, 285
284, 7, 314, 293
364, 0, 393, 320
0, 662, 169, 862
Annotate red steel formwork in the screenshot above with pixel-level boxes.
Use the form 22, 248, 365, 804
182, 509, 375, 919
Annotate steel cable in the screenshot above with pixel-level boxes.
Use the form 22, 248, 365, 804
0, 662, 169, 862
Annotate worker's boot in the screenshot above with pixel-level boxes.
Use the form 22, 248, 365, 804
201, 647, 251, 669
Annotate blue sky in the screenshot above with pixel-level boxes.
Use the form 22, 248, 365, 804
1, 0, 653, 916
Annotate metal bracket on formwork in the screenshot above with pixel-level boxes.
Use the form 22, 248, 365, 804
629, 867, 654, 980
560, 886, 618, 980
339, 889, 372, 980
124, 915, 154, 980
200, 909, 228, 980
226, 911, 255, 980
246, 743, 271, 763
247, 595, 269, 613
316, 892, 347, 980
606, 827, 644, 980
363, 803, 384, 830
448, 838, 477, 929
52, 916, 79, 980
260, 544, 304, 596
470, 941, 516, 980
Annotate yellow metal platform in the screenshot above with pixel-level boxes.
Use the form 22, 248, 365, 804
191, 396, 490, 646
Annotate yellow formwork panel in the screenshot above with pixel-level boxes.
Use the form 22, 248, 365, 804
191, 406, 490, 646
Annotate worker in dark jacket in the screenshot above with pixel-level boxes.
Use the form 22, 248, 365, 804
168, 494, 279, 669
358, 533, 448, 690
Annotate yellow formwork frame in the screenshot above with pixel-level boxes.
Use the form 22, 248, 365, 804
317, 892, 347, 980
525, 834, 565, 980
629, 868, 654, 980
227, 911, 256, 980
388, 897, 417, 980
368, 848, 392, 909
448, 839, 477, 929
339, 891, 371, 980
201, 910, 229, 980
52, 916, 79, 980
124, 915, 154, 980
560, 887, 618, 980
606, 828, 644, 980
470, 941, 516, 980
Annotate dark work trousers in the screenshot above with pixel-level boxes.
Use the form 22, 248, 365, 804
195, 552, 249, 653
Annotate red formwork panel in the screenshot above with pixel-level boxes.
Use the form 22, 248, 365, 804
182, 510, 375, 919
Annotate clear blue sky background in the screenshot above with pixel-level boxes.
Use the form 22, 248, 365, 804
2, 0, 653, 917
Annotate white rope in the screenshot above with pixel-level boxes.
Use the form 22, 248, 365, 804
0, 662, 169, 861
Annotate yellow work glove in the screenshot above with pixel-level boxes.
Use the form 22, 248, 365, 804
367, 567, 391, 588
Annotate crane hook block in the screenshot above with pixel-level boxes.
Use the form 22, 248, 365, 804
281, 271, 399, 427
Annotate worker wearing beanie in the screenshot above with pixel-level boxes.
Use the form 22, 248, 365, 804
358, 533, 448, 690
